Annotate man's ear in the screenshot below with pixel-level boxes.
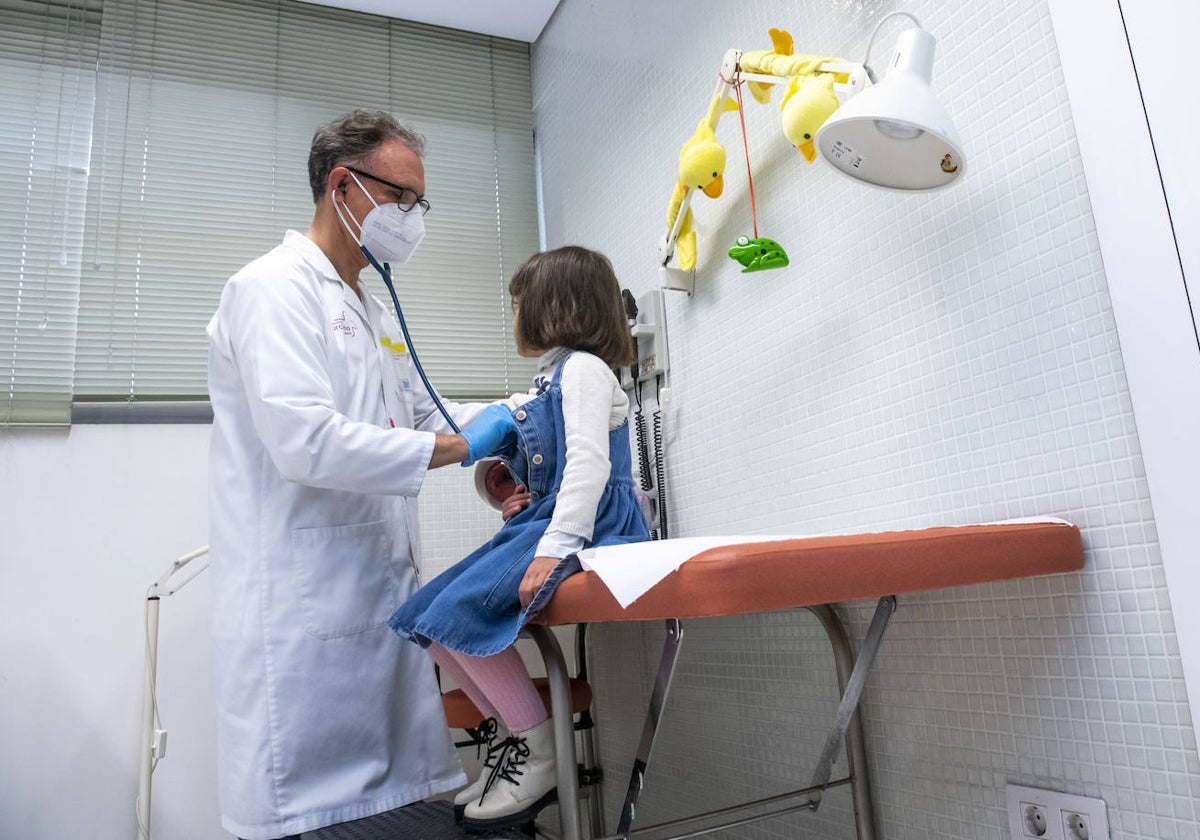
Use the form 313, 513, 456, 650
328, 166, 349, 196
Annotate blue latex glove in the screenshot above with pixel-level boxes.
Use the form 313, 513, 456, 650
460, 404, 517, 466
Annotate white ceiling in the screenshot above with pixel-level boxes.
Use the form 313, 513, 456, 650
295, 0, 561, 42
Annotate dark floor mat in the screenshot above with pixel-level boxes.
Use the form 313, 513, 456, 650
305, 799, 533, 840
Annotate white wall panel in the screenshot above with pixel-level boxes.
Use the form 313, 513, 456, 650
532, 1, 1199, 837
0, 427, 496, 838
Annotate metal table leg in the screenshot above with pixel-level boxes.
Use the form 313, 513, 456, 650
615, 619, 683, 837
806, 596, 895, 840
535, 598, 893, 840
526, 625, 583, 840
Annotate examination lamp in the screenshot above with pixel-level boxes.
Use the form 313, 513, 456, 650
657, 11, 966, 281
816, 17, 965, 191
137, 546, 209, 840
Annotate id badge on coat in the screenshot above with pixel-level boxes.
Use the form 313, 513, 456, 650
376, 328, 414, 429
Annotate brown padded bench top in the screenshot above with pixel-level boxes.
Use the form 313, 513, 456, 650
535, 520, 1083, 626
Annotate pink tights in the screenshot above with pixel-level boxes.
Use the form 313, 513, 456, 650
429, 642, 549, 734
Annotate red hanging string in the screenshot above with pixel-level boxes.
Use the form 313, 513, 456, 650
729, 73, 759, 239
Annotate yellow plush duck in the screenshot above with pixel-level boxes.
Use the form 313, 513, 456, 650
779, 73, 840, 162
742, 28, 796, 104
739, 27, 841, 103
739, 26, 847, 161
679, 119, 726, 198
666, 118, 727, 271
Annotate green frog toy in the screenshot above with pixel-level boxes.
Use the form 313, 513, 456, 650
728, 235, 789, 273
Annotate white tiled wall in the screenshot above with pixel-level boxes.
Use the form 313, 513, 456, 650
417, 467, 501, 579
500, 0, 1200, 837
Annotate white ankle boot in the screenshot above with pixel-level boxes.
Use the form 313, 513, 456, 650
462, 717, 558, 831
453, 718, 508, 820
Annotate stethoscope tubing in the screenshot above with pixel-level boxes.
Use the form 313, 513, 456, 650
362, 247, 462, 434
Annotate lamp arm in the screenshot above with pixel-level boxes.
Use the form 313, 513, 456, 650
862, 11, 924, 77
149, 545, 209, 597
660, 188, 695, 266
737, 61, 871, 104
137, 546, 210, 840
660, 50, 740, 267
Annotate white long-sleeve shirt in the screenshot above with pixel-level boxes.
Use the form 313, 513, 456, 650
507, 348, 629, 559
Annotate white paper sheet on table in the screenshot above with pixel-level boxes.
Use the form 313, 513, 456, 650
574, 518, 1072, 609
576, 536, 784, 608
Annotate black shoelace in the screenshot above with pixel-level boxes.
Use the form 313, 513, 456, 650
479, 735, 531, 802
471, 717, 500, 762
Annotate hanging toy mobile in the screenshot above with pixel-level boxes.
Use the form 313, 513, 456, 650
725, 57, 790, 274
658, 27, 868, 278
728, 233, 789, 273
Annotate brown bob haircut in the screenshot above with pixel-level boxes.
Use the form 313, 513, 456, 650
509, 246, 636, 369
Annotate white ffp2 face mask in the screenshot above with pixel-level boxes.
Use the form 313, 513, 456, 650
335, 171, 426, 265
360, 201, 425, 264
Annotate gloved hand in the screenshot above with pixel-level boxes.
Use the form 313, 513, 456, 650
460, 404, 518, 466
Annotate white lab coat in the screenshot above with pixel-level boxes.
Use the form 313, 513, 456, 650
206, 230, 480, 839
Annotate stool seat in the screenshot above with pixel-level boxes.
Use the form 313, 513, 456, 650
442, 677, 592, 730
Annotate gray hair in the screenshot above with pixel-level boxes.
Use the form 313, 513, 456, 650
307, 109, 425, 202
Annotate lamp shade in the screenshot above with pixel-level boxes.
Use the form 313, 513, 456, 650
816, 27, 965, 191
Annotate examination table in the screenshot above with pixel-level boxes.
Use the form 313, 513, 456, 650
516, 519, 1084, 840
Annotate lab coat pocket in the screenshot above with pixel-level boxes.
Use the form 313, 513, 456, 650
291, 519, 399, 639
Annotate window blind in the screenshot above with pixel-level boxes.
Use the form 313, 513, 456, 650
0, 0, 100, 425
2, 0, 539, 425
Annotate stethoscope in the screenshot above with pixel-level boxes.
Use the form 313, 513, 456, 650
366, 249, 524, 500
360, 246, 462, 435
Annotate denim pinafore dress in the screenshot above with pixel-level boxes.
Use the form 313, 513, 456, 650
389, 353, 649, 656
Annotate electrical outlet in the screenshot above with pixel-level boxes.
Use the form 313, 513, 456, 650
1005, 784, 1110, 840
1021, 802, 1050, 837
1063, 810, 1091, 839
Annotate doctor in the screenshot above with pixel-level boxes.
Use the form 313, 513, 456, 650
206, 110, 517, 840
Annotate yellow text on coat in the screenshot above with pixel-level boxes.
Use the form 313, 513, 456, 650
381, 337, 408, 355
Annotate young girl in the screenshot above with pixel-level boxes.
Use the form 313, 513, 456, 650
389, 245, 650, 832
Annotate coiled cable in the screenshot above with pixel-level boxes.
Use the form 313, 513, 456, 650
653, 378, 669, 540
633, 379, 659, 539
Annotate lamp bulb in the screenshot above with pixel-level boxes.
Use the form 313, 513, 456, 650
873, 119, 925, 141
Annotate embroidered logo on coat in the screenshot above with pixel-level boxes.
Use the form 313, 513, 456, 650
332, 312, 356, 337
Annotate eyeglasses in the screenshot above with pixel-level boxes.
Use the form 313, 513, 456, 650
344, 165, 431, 216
